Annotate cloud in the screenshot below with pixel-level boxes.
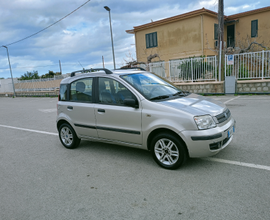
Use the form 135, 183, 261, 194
0, 0, 269, 78
225, 2, 262, 15
197, 0, 218, 11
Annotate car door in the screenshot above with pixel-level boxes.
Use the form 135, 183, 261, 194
95, 77, 142, 146
60, 77, 98, 139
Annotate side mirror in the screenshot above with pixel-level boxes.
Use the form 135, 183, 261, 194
123, 98, 139, 108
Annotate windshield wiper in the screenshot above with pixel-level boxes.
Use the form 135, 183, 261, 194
173, 91, 186, 96
173, 91, 190, 96
150, 95, 170, 101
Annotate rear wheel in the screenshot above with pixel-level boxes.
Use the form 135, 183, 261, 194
151, 133, 187, 169
59, 123, 81, 149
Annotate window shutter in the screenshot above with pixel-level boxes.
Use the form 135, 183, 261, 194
214, 24, 218, 40
145, 32, 158, 48
149, 34, 153, 47
146, 34, 150, 48
154, 32, 158, 47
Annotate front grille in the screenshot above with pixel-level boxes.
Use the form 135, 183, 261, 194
222, 137, 229, 145
209, 142, 220, 150
209, 137, 230, 150
215, 108, 231, 123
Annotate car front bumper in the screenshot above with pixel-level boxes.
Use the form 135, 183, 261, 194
180, 117, 236, 158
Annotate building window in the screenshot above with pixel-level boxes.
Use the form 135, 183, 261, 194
251, 20, 258, 38
146, 32, 158, 48
214, 24, 218, 40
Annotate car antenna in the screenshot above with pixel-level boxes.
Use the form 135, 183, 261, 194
78, 61, 84, 69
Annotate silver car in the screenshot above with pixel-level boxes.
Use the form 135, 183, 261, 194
57, 68, 235, 169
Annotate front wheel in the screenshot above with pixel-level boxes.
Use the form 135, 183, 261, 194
151, 133, 187, 169
59, 123, 81, 149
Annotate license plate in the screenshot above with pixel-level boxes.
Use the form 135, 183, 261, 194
227, 126, 235, 138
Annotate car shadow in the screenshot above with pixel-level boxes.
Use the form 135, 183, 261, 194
68, 140, 212, 170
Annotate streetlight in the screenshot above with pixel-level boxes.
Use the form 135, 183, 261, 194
2, 45, 16, 97
104, 6, 116, 69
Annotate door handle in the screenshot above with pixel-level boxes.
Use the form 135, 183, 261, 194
98, 109, 105, 113
67, 106, 73, 110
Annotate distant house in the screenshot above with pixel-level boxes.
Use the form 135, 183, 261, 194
126, 6, 270, 64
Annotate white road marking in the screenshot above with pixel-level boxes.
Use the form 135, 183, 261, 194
0, 124, 58, 136
224, 96, 240, 104
38, 109, 57, 113
1, 124, 270, 172
203, 157, 270, 172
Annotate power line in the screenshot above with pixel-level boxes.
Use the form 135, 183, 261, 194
0, 62, 89, 70
5, 0, 91, 47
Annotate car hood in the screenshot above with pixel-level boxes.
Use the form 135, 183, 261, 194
159, 93, 226, 116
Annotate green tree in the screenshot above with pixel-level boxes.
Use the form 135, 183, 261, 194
41, 70, 61, 78
19, 71, 40, 80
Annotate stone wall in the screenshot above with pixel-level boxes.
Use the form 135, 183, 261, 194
237, 80, 270, 93
174, 81, 224, 94
175, 80, 270, 94
0, 90, 59, 97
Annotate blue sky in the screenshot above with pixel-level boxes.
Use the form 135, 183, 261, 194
0, 0, 269, 78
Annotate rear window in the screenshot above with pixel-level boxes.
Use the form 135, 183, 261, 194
70, 78, 93, 102
59, 84, 68, 101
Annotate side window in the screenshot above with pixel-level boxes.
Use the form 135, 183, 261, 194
70, 78, 93, 102
59, 84, 68, 101
251, 20, 258, 38
98, 77, 136, 106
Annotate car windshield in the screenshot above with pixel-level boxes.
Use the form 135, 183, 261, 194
121, 72, 184, 100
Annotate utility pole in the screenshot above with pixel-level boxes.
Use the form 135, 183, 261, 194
2, 46, 16, 97
218, 0, 225, 81
59, 60, 62, 75
104, 6, 116, 69
102, 56, 105, 68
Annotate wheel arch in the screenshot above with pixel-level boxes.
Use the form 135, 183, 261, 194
57, 119, 73, 131
147, 128, 189, 157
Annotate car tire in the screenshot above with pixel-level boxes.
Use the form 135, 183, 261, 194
59, 123, 81, 149
151, 133, 187, 169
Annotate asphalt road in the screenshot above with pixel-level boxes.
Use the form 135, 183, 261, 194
0, 95, 270, 220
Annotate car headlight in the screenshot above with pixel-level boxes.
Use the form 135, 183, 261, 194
194, 115, 216, 130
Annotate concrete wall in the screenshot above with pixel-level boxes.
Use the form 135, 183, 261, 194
203, 14, 218, 56
229, 9, 270, 49
135, 15, 204, 63
132, 7, 270, 66
134, 12, 222, 63
0, 79, 15, 93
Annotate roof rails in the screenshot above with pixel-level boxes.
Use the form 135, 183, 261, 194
70, 68, 113, 77
119, 67, 146, 71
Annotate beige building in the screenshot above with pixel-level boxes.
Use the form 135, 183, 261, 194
126, 6, 270, 64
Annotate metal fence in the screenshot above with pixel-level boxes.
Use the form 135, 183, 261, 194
14, 75, 66, 92
138, 62, 166, 78
139, 50, 270, 82
169, 56, 217, 82
225, 50, 270, 80
138, 56, 217, 82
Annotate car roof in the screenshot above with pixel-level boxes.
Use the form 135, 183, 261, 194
60, 68, 147, 84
